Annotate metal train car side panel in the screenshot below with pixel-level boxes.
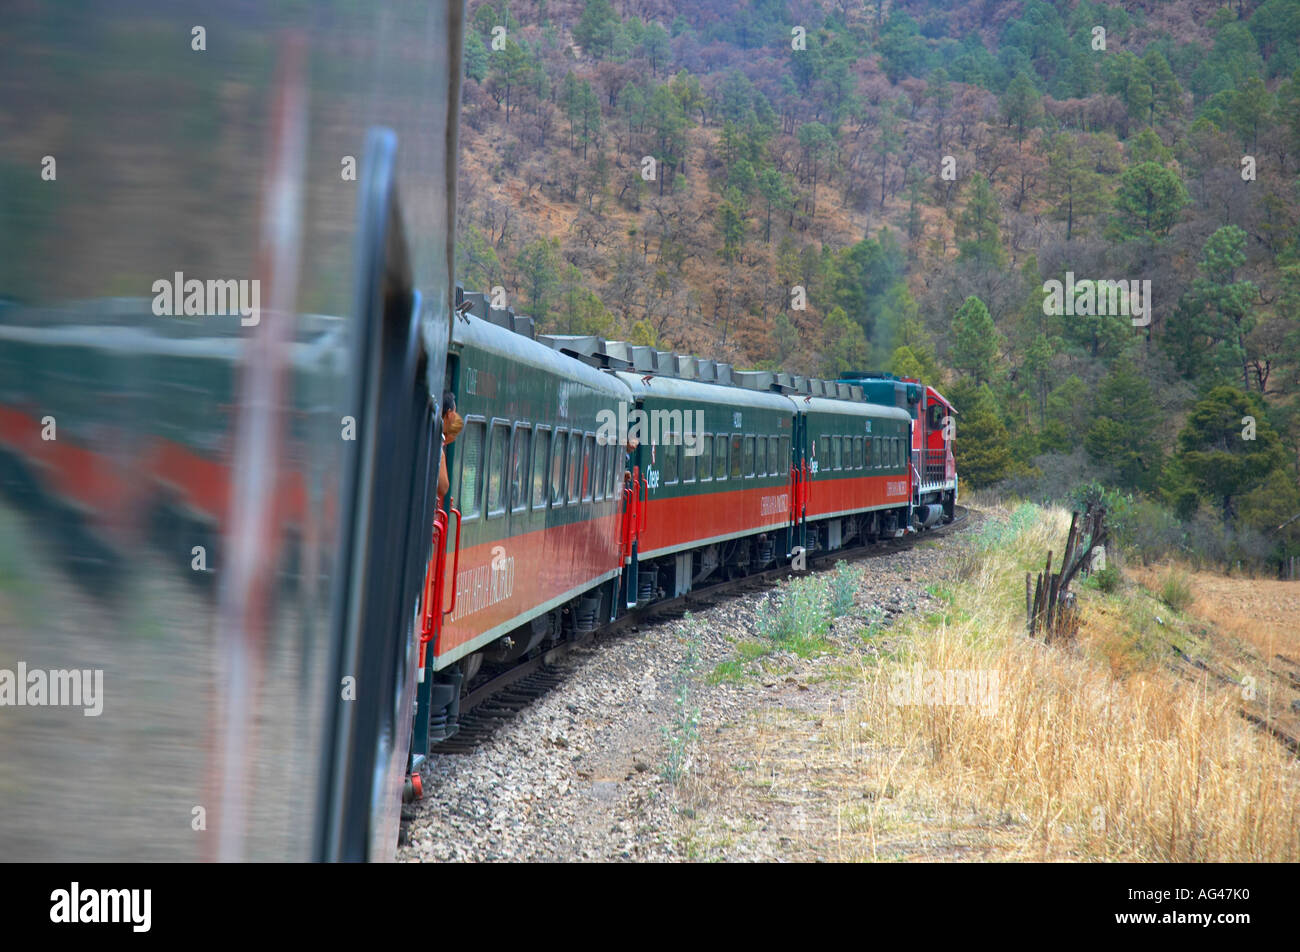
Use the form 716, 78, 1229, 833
800, 396, 914, 522
433, 313, 631, 669
613, 372, 796, 561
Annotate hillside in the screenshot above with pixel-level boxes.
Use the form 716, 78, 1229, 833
456, 0, 1300, 572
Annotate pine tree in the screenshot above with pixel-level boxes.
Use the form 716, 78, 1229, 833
819, 306, 870, 378
1082, 356, 1163, 492
1043, 133, 1104, 241
949, 295, 1000, 386
1109, 161, 1189, 240
1176, 386, 1288, 521
950, 382, 1014, 488
956, 174, 1005, 267
1000, 72, 1042, 144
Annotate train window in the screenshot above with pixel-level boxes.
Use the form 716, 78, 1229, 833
509, 425, 531, 513
551, 429, 567, 506
892, 437, 899, 468
699, 433, 712, 481
730, 435, 742, 479
487, 421, 510, 516
833, 436, 843, 471
662, 440, 679, 484
874, 436, 882, 468
458, 419, 486, 520
778, 436, 790, 474
715, 434, 728, 480
743, 435, 755, 477
567, 433, 583, 503
532, 427, 551, 509
593, 435, 605, 501
853, 436, 863, 469
818, 435, 829, 472
607, 443, 619, 498
581, 434, 595, 501
863, 435, 872, 469
683, 437, 698, 482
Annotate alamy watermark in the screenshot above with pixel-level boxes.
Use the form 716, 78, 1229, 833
1042, 272, 1152, 327
151, 272, 260, 326
595, 405, 707, 456
888, 663, 999, 716
0, 662, 104, 716
50, 883, 150, 932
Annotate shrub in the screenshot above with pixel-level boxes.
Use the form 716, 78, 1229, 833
1159, 568, 1194, 613
828, 560, 859, 616
1092, 564, 1121, 593
759, 575, 829, 644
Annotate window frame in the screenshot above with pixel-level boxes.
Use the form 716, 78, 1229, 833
531, 425, 552, 510
699, 433, 713, 482
662, 438, 680, 485
581, 432, 596, 502
593, 435, 605, 502
485, 418, 511, 518
509, 423, 532, 514
550, 427, 568, 507
567, 430, 584, 504
715, 433, 728, 481
456, 415, 487, 522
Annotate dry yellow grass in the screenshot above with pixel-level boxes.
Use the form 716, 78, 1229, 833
831, 504, 1300, 861
1130, 564, 1300, 662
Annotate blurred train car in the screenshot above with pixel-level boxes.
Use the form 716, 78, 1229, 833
0, 1, 466, 861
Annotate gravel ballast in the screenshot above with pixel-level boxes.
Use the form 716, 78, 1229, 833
398, 521, 976, 863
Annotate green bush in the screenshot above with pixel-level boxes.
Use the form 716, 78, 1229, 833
1159, 569, 1194, 613
1092, 564, 1121, 593
828, 560, 859, 616
759, 575, 829, 644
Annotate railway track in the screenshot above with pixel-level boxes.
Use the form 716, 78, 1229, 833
418, 506, 970, 760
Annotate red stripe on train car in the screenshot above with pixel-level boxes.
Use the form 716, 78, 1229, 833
434, 510, 623, 661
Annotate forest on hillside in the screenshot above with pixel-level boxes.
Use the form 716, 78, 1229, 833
454, 0, 1300, 571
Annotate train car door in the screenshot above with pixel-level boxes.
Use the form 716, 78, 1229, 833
789, 408, 808, 557
620, 400, 645, 608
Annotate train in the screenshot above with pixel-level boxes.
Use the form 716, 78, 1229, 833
0, 0, 955, 861
412, 292, 958, 778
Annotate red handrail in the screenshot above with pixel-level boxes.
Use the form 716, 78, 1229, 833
442, 503, 462, 616
619, 478, 634, 561
788, 464, 798, 524
418, 509, 447, 667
